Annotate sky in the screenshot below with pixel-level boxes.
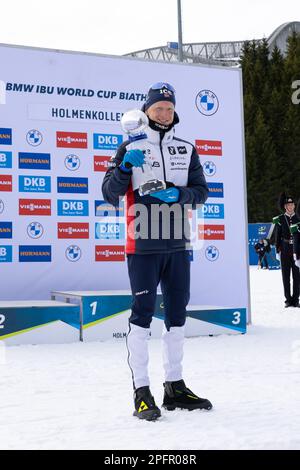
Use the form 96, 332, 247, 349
0, 0, 299, 56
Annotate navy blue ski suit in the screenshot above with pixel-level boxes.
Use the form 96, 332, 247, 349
102, 124, 208, 329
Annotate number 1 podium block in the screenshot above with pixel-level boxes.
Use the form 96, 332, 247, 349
51, 290, 164, 341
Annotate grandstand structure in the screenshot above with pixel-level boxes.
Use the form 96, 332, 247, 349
125, 21, 300, 66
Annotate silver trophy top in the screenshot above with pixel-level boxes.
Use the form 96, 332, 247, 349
121, 109, 149, 136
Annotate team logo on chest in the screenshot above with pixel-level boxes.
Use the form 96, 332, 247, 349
178, 146, 187, 154
168, 146, 176, 155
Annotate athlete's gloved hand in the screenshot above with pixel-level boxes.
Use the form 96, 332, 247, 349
276, 252, 281, 261
119, 149, 145, 172
151, 187, 180, 203
295, 258, 300, 269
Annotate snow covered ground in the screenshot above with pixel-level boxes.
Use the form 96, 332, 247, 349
1, 266, 300, 450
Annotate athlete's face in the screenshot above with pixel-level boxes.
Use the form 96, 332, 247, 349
285, 202, 295, 214
146, 101, 175, 126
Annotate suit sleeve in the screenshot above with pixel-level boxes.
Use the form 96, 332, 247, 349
101, 142, 131, 207
273, 218, 282, 253
177, 147, 209, 208
293, 226, 300, 259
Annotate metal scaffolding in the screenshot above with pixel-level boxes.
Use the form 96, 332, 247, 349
125, 21, 300, 66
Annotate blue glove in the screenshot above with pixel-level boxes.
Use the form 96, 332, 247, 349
151, 187, 180, 203
119, 149, 145, 172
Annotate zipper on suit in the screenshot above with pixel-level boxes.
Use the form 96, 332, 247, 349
159, 132, 167, 182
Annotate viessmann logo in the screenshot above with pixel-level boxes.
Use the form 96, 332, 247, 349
95, 245, 125, 261
94, 156, 114, 172
57, 223, 89, 239
19, 199, 51, 215
195, 140, 222, 156
0, 175, 12, 192
56, 131, 88, 149
198, 224, 225, 240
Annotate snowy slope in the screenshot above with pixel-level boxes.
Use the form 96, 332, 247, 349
1, 267, 300, 450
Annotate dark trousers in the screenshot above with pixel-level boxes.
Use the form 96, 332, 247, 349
281, 244, 300, 303
259, 253, 269, 268
127, 251, 191, 330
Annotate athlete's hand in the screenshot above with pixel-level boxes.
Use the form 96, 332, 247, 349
120, 149, 145, 172
151, 187, 180, 203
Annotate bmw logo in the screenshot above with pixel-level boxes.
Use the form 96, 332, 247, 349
26, 129, 43, 146
27, 222, 44, 239
195, 90, 219, 116
205, 245, 219, 261
65, 245, 81, 262
65, 154, 80, 171
203, 161, 216, 176
0, 199, 4, 214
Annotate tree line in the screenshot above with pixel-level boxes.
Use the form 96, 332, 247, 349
240, 32, 300, 222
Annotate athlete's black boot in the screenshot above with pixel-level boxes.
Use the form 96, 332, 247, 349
162, 379, 213, 411
133, 386, 161, 421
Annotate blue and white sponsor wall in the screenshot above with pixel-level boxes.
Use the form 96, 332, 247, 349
0, 44, 250, 325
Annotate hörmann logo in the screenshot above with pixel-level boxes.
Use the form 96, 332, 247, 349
19, 199, 51, 215
95, 245, 125, 261
57, 177, 88, 194
56, 131, 88, 149
19, 245, 52, 262
95, 200, 124, 217
57, 223, 89, 239
18, 152, 51, 170
0, 128, 12, 145
0, 222, 12, 239
195, 140, 222, 156
207, 183, 224, 198
198, 224, 225, 240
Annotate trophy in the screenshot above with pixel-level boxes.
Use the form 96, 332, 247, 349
121, 109, 166, 196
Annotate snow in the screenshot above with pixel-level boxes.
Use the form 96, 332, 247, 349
1, 267, 300, 450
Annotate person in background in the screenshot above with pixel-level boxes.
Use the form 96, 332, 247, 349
254, 238, 269, 269
291, 200, 300, 274
273, 193, 300, 308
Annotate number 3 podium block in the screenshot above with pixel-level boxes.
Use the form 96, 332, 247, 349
184, 306, 247, 336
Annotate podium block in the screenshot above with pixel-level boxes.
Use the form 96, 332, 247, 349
0, 301, 80, 345
51, 290, 164, 341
